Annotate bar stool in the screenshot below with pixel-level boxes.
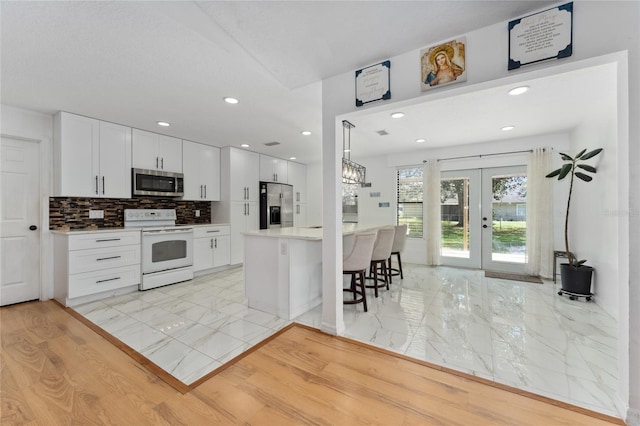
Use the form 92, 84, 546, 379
388, 224, 408, 283
366, 227, 396, 297
343, 231, 378, 312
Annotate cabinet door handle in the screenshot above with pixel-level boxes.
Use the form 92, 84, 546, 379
96, 255, 121, 261
210, 238, 213, 249
200, 185, 203, 198
204, 185, 207, 198
296, 192, 300, 202
214, 238, 217, 248
96, 277, 121, 284
161, 157, 164, 169
102, 176, 105, 195
95, 176, 99, 195
156, 157, 159, 168
96, 238, 121, 242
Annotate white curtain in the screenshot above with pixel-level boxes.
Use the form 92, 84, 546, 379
525, 148, 554, 277
425, 159, 441, 266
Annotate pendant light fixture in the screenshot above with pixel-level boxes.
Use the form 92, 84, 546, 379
342, 120, 366, 185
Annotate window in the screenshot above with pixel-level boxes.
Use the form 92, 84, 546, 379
397, 166, 423, 238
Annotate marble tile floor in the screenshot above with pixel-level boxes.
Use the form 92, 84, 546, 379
73, 263, 620, 419
296, 264, 620, 419
72, 266, 290, 386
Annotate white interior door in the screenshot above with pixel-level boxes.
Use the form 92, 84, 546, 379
1, 137, 41, 305
440, 166, 527, 273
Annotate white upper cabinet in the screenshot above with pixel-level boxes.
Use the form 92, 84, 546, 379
229, 148, 259, 202
287, 161, 306, 204
259, 154, 288, 183
53, 112, 131, 198
182, 140, 220, 201
132, 129, 182, 173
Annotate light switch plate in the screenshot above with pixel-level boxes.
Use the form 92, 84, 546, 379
89, 210, 104, 219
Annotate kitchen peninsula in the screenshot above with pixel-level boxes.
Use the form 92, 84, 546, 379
242, 223, 389, 320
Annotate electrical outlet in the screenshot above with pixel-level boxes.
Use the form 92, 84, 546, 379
89, 210, 104, 219
195, 210, 200, 217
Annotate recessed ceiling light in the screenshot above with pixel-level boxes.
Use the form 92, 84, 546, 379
501, 125, 515, 131
289, 156, 297, 160
508, 86, 529, 96
301, 130, 311, 136
416, 138, 426, 143
391, 112, 405, 119
223, 97, 239, 104
241, 143, 250, 148
157, 121, 170, 127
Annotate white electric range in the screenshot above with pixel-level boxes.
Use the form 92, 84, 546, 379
124, 209, 193, 290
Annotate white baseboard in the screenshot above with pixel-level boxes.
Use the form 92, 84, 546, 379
627, 407, 640, 426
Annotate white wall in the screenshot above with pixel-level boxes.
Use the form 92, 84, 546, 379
305, 161, 322, 226
321, 2, 639, 422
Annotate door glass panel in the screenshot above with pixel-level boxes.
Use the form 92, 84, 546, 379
440, 177, 470, 259
490, 172, 527, 264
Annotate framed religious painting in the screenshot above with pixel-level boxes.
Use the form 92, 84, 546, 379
420, 37, 467, 92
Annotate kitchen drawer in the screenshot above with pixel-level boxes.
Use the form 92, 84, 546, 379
69, 231, 140, 251
194, 225, 230, 239
68, 245, 141, 275
68, 264, 141, 298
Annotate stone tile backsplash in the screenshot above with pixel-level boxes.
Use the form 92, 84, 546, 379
49, 197, 212, 230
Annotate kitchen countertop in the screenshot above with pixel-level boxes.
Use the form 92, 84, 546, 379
242, 223, 392, 241
50, 223, 230, 235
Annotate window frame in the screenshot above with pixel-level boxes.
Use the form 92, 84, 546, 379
396, 165, 424, 239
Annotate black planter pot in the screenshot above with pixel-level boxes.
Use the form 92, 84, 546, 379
559, 263, 594, 295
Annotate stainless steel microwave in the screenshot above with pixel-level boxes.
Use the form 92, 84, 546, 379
132, 168, 184, 197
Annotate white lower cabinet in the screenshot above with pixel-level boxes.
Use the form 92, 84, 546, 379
193, 225, 231, 272
54, 230, 141, 306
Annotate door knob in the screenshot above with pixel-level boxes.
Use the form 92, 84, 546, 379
29, 225, 38, 231
482, 217, 488, 221
482, 224, 488, 229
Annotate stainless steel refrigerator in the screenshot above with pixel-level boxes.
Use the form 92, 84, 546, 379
259, 181, 294, 229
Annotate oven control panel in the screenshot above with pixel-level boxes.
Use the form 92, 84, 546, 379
124, 209, 177, 227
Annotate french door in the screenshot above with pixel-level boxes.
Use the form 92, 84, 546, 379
440, 166, 527, 273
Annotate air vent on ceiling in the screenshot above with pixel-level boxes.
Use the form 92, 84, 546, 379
264, 141, 280, 146
376, 130, 389, 136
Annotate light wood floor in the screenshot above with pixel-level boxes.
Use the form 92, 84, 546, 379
1, 300, 623, 425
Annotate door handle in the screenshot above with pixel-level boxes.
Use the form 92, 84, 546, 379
161, 158, 164, 169
95, 176, 99, 194
102, 176, 105, 194
214, 238, 217, 249
204, 185, 206, 198
156, 157, 159, 168
200, 185, 203, 198
210, 238, 213, 249
29, 225, 38, 231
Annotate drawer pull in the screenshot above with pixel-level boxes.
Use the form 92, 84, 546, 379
96, 277, 121, 284
206, 230, 220, 233
96, 255, 121, 261
96, 238, 121, 242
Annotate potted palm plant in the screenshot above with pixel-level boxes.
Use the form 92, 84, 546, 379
546, 147, 603, 300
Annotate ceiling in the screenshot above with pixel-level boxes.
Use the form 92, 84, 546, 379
2, 0, 605, 166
